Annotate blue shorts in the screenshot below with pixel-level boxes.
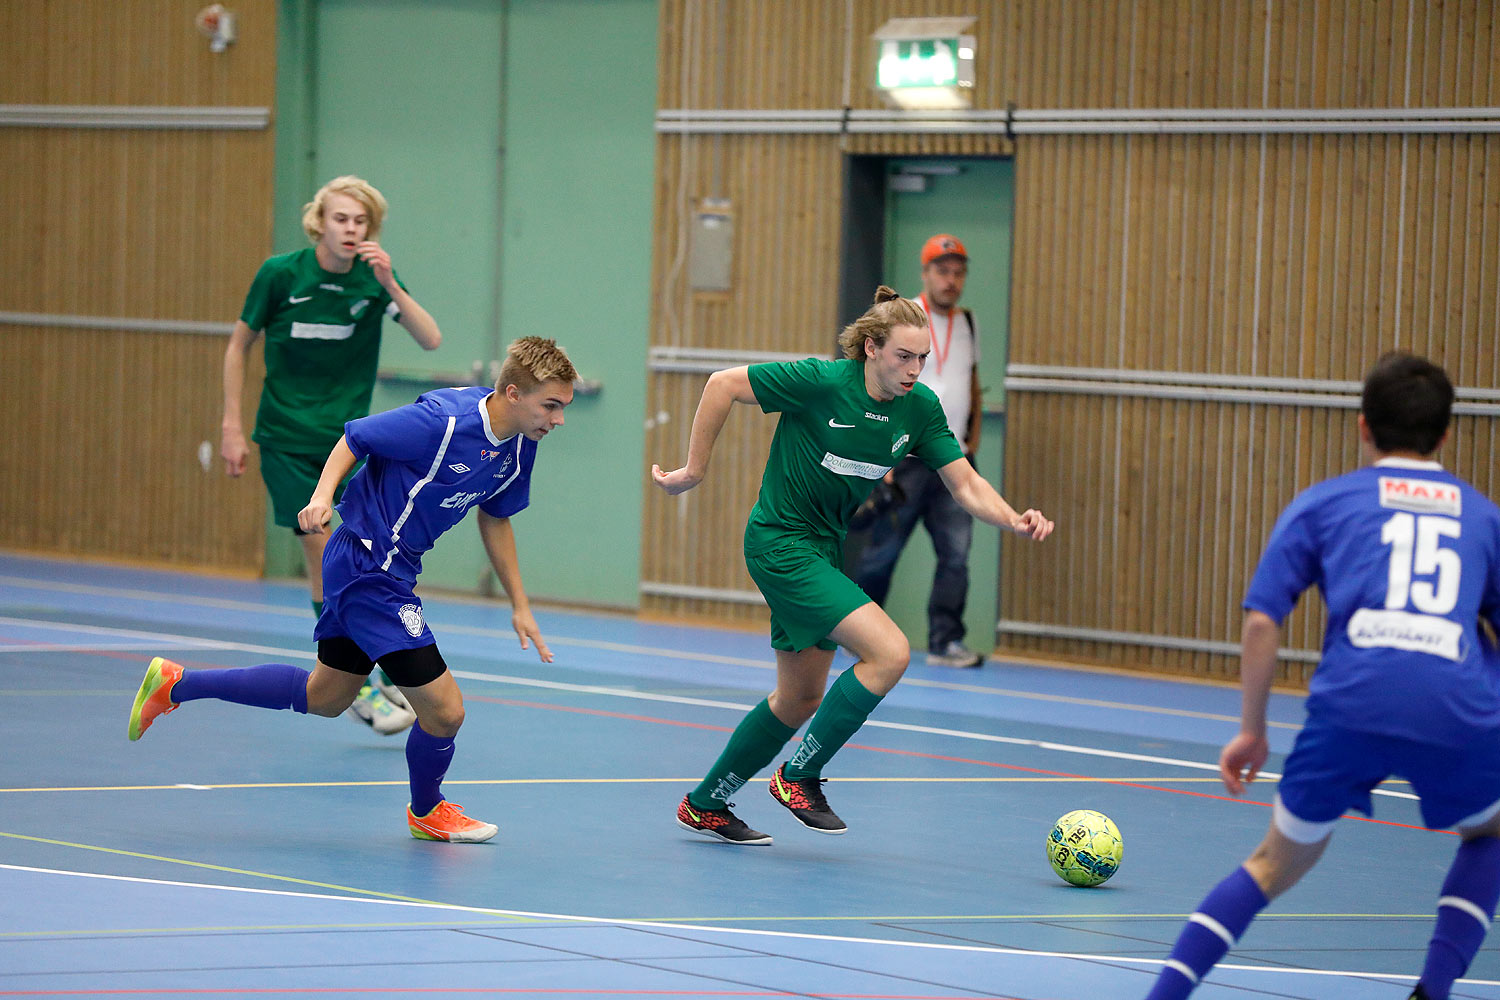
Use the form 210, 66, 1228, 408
313, 525, 436, 662
1277, 718, 1500, 833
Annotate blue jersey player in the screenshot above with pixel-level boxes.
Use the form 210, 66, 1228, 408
128, 337, 577, 844
1146, 352, 1500, 1000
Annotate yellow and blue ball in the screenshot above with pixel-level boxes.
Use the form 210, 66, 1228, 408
1047, 809, 1123, 887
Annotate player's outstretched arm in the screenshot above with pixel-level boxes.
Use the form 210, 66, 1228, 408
1221, 609, 1279, 795
221, 320, 261, 477
297, 436, 358, 535
356, 240, 442, 350
651, 366, 758, 495
477, 510, 552, 663
936, 458, 1053, 540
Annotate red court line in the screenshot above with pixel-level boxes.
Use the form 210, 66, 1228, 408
0, 992, 1018, 998
22, 640, 1446, 837
469, 696, 1452, 837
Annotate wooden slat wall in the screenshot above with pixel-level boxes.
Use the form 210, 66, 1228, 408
0, 0, 276, 571
646, 1, 1500, 683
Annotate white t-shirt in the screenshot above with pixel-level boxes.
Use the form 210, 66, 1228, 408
916, 293, 978, 446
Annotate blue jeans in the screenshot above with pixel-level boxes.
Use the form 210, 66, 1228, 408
851, 456, 974, 651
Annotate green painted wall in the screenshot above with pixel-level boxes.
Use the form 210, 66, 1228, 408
495, 0, 654, 608
876, 158, 1014, 655
271, 0, 655, 607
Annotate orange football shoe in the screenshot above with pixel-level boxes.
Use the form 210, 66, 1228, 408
407, 800, 498, 843
128, 657, 183, 742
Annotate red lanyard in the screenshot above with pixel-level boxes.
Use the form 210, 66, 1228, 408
920, 294, 954, 376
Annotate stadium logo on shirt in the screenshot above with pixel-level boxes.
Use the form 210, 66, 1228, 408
350, 298, 370, 317
398, 603, 425, 638
864, 412, 889, 422
319, 283, 343, 292
448, 463, 470, 474
1378, 477, 1461, 517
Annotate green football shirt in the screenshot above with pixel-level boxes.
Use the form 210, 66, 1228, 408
239, 248, 405, 454
743, 358, 964, 553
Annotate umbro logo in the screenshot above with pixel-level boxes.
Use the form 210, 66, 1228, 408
288, 294, 312, 304
448, 463, 470, 473
829, 418, 855, 428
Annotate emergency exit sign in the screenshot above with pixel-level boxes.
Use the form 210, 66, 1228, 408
872, 17, 976, 110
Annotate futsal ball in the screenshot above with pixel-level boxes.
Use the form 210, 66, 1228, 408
1047, 809, 1123, 887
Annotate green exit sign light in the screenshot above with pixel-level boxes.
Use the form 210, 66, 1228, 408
872, 17, 977, 110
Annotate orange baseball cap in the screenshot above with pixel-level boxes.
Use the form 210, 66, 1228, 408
920, 233, 968, 266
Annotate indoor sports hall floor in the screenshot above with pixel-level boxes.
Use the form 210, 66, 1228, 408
2, 550, 1496, 1000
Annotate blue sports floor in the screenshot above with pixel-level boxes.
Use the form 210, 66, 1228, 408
2, 550, 1497, 999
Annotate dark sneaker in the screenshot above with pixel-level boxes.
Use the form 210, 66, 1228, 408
1407, 987, 1431, 1000
676, 795, 772, 845
769, 763, 847, 834
928, 641, 983, 668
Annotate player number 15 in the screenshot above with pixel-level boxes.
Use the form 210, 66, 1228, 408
1381, 512, 1461, 615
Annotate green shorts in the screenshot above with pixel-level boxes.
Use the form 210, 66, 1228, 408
258, 445, 352, 532
744, 535, 873, 652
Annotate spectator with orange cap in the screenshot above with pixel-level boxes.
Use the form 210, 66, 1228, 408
852, 234, 986, 668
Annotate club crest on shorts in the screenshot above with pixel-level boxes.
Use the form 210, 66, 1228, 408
398, 603, 425, 637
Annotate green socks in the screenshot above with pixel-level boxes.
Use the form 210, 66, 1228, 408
688, 699, 796, 811
783, 668, 884, 781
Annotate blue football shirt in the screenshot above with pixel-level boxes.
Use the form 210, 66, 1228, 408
1245, 458, 1500, 742
336, 386, 535, 581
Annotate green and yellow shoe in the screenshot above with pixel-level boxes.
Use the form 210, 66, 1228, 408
127, 656, 183, 741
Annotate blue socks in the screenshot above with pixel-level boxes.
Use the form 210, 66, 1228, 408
171, 663, 309, 714
1146, 865, 1269, 999
1417, 835, 1500, 1000
406, 722, 455, 817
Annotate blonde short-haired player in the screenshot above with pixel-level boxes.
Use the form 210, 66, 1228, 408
134, 338, 577, 844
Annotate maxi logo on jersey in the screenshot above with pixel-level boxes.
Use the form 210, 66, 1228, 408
1379, 477, 1462, 517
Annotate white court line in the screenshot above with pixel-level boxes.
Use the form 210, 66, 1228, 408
0, 642, 217, 653
0, 615, 1415, 802
3, 863, 1488, 989
0, 575, 1298, 729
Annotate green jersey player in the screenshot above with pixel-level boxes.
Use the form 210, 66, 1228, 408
653, 286, 1054, 845
220, 176, 442, 735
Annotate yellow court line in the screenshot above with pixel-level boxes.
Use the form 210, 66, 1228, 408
0, 918, 553, 939
0, 832, 517, 913
0, 775, 1305, 794
0, 912, 1442, 939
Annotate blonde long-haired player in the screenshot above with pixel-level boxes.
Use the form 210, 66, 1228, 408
652, 286, 1053, 844
220, 175, 443, 735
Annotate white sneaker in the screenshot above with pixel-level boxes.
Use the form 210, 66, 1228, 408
927, 642, 983, 668
371, 668, 412, 712
346, 683, 417, 736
